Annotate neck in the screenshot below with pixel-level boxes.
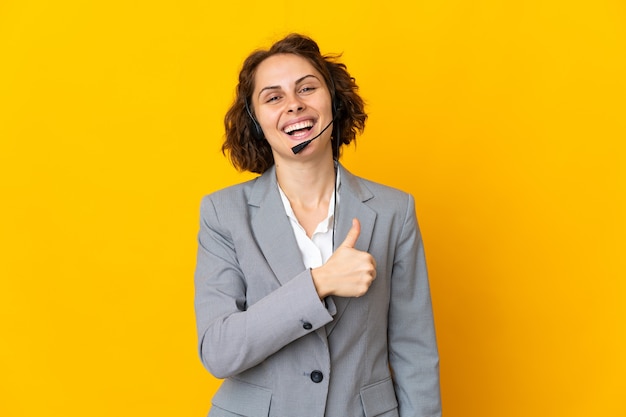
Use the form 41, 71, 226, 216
275, 158, 337, 208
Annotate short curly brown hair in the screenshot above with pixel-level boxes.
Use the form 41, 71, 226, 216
222, 33, 367, 174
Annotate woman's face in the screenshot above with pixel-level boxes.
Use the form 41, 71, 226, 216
251, 53, 334, 162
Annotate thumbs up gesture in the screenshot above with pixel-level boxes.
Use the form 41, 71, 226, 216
311, 218, 377, 299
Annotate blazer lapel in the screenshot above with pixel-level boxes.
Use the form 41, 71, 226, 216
248, 165, 377, 337
326, 165, 377, 336
249, 166, 305, 286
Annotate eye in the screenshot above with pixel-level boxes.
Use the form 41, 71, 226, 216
299, 86, 317, 94
265, 95, 281, 103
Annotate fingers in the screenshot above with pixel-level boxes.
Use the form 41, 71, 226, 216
340, 218, 361, 249
312, 217, 377, 299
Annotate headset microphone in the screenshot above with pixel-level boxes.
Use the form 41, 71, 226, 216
291, 113, 338, 154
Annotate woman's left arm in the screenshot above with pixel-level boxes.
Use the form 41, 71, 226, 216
388, 194, 442, 417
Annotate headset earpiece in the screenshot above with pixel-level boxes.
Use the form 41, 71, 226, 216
244, 100, 264, 139
332, 97, 342, 119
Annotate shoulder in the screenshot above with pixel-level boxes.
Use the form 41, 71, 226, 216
198, 166, 278, 226
359, 176, 411, 200
201, 178, 256, 208
362, 179, 416, 225
201, 165, 276, 210
198, 176, 264, 228
342, 167, 415, 211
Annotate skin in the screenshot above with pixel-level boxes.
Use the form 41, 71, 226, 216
252, 53, 335, 167
252, 53, 376, 299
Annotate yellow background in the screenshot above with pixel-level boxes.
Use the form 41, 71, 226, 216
1, 0, 625, 415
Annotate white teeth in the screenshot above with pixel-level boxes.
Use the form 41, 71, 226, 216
283, 120, 314, 134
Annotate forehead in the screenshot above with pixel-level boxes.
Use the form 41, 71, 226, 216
254, 54, 325, 92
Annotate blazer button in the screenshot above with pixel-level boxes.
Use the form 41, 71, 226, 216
310, 370, 323, 383
302, 322, 313, 330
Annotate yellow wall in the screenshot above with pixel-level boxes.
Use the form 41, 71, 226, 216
1, 1, 624, 415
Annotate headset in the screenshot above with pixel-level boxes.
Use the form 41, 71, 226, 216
245, 76, 343, 249
244, 99, 264, 140
244, 78, 341, 154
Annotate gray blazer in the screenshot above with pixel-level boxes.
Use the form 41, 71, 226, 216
195, 165, 441, 417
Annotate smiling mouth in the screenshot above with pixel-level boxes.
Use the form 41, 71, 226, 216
283, 120, 315, 137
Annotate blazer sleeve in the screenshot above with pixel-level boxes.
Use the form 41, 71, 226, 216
194, 195, 335, 379
388, 194, 442, 417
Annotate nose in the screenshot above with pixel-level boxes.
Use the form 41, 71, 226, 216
286, 95, 305, 113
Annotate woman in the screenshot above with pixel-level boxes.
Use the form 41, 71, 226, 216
195, 34, 441, 417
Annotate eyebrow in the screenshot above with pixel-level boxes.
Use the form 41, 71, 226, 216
257, 74, 321, 99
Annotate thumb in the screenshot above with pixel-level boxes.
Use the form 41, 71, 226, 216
340, 218, 361, 248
